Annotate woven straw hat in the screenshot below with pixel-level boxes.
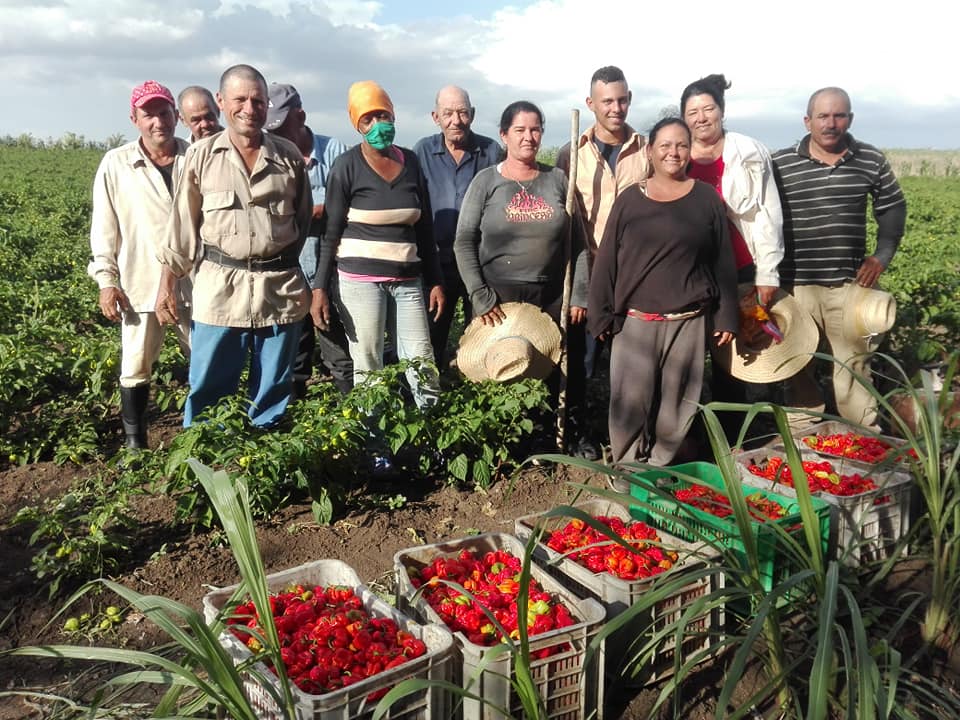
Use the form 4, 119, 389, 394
843, 284, 896, 340
714, 286, 819, 383
456, 303, 561, 382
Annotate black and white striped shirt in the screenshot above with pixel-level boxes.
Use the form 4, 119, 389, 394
772, 135, 905, 286
315, 144, 441, 291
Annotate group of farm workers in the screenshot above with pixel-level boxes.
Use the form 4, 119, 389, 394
88, 63, 905, 476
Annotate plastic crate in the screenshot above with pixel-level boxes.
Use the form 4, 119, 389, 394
513, 499, 723, 686
627, 463, 831, 599
735, 448, 913, 565
782, 420, 913, 468
202, 559, 455, 720
394, 533, 605, 720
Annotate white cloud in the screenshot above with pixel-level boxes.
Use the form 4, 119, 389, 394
463, 0, 959, 147
475, 0, 957, 105
324, 0, 382, 27
0, 0, 956, 148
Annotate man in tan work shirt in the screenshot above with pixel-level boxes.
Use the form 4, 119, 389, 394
88, 80, 191, 449
556, 65, 649, 460
155, 64, 312, 428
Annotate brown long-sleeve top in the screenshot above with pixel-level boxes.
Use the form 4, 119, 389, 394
587, 181, 738, 338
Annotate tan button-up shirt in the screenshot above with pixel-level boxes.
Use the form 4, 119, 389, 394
88, 138, 191, 310
159, 131, 312, 328
558, 124, 649, 251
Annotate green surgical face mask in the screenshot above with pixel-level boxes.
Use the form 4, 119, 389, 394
363, 120, 396, 150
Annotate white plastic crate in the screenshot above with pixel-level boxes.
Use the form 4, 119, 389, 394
393, 532, 605, 720
202, 559, 455, 720
735, 448, 913, 565
513, 499, 723, 686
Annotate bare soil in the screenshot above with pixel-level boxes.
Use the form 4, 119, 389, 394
0, 409, 956, 719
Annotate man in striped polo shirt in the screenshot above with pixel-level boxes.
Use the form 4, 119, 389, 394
772, 87, 906, 428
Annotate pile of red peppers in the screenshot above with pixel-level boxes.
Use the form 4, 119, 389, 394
802, 432, 916, 463
544, 515, 679, 581
747, 456, 878, 497
227, 584, 426, 698
673, 484, 787, 522
407, 548, 575, 654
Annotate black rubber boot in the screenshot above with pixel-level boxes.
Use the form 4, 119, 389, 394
120, 384, 150, 449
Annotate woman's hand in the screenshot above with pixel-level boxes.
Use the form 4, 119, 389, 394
569, 306, 586, 325
480, 304, 506, 326
428, 285, 446, 322
713, 330, 735, 347
311, 288, 331, 330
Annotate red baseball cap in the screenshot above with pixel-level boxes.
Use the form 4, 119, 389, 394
130, 80, 175, 111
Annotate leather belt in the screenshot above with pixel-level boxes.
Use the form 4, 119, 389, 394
202, 243, 300, 272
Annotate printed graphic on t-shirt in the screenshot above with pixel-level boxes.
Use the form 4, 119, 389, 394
505, 188, 555, 223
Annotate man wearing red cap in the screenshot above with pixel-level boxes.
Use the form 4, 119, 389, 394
155, 64, 312, 429
88, 80, 191, 449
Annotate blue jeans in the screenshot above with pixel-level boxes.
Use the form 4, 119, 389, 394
185, 321, 302, 428
299, 236, 320, 288
337, 275, 438, 408
426, 257, 471, 370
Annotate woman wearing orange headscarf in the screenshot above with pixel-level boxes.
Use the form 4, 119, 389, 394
310, 81, 445, 409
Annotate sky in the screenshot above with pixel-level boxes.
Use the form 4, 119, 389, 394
1, 0, 957, 151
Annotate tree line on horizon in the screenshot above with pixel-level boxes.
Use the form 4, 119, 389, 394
3, 133, 959, 178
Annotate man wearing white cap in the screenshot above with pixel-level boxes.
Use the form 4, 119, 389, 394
88, 80, 191, 449
265, 82, 352, 397
773, 87, 906, 428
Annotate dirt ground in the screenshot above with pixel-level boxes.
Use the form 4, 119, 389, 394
0, 409, 955, 719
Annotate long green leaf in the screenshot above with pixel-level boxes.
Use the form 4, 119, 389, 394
807, 561, 839, 720
188, 460, 297, 719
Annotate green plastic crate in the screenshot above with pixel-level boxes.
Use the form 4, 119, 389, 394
627, 462, 724, 509
627, 463, 831, 604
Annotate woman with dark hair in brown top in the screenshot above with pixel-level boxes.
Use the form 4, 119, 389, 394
588, 117, 738, 467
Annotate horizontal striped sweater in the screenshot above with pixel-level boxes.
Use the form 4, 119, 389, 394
772, 135, 906, 286
315, 144, 441, 290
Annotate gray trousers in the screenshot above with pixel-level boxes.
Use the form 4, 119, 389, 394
609, 314, 705, 465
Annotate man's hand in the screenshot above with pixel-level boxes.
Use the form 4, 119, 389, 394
311, 288, 331, 330
569, 306, 586, 325
713, 330, 735, 347
856, 256, 884, 288
312, 203, 325, 220
480, 304, 506, 326
755, 285, 778, 308
154, 267, 179, 325
428, 285, 446, 322
98, 287, 131, 322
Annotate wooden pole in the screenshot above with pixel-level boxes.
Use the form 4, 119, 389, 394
556, 108, 580, 451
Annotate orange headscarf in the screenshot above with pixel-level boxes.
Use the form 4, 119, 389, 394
347, 81, 394, 130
